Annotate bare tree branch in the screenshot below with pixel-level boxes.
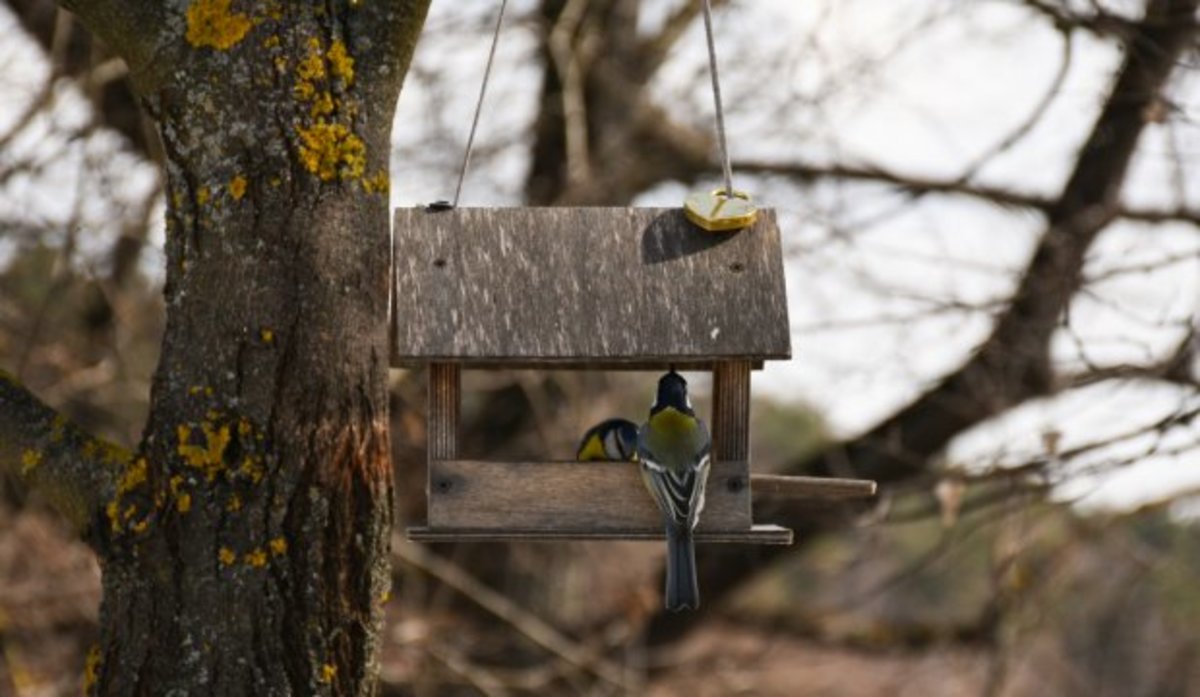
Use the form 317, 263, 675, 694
392, 534, 629, 690
3, 0, 158, 159
647, 0, 1200, 646
1060, 323, 1198, 390
0, 370, 125, 535
735, 160, 1200, 225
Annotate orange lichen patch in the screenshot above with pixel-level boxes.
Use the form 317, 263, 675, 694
229, 175, 248, 200
218, 547, 237, 566
83, 645, 102, 693
296, 38, 327, 82
226, 494, 242, 512
244, 548, 268, 567
328, 39, 355, 84
196, 187, 211, 206
239, 456, 265, 484
116, 457, 149, 496
177, 423, 232, 480
362, 170, 389, 196
294, 79, 316, 101
263, 34, 280, 49
50, 413, 67, 442
269, 537, 288, 556
176, 493, 192, 513
19, 449, 41, 476
105, 502, 121, 532
186, 0, 253, 51
297, 121, 366, 181
104, 456, 153, 532
309, 92, 335, 118
319, 664, 337, 684
81, 437, 132, 467
259, 328, 275, 344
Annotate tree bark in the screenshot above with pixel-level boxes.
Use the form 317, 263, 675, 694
2, 1, 431, 693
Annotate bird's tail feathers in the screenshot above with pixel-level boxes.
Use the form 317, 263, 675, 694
665, 526, 699, 611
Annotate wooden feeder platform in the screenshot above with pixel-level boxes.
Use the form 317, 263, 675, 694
392, 207, 876, 544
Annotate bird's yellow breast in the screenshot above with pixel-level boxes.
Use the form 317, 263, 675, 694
648, 408, 695, 438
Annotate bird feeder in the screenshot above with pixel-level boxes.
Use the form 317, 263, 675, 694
392, 207, 875, 544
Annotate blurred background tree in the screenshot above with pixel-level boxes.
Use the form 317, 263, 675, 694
1, 0, 1198, 695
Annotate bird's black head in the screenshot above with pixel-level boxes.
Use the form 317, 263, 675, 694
652, 370, 692, 415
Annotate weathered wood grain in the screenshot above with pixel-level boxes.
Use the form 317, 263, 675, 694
392, 208, 790, 365
426, 459, 753, 531
427, 364, 459, 461
406, 525, 793, 544
712, 361, 751, 461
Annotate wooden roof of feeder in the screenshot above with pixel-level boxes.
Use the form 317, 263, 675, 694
391, 207, 791, 369
392, 206, 874, 545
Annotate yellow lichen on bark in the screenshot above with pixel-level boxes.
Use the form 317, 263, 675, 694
290, 35, 370, 184
83, 645, 102, 693
218, 547, 237, 566
244, 548, 268, 567
19, 449, 41, 476
362, 171, 389, 195
328, 40, 355, 84
115, 457, 148, 495
297, 121, 366, 181
186, 0, 253, 50
319, 664, 338, 684
50, 414, 67, 442
177, 423, 232, 480
296, 38, 327, 83
229, 175, 248, 200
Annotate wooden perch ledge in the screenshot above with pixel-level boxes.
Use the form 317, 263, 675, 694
750, 473, 877, 500
0, 369, 126, 535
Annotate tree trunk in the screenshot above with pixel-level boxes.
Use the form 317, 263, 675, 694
2, 1, 435, 694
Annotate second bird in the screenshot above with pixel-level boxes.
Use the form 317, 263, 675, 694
638, 371, 711, 611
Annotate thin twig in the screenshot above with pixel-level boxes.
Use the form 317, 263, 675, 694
392, 534, 628, 689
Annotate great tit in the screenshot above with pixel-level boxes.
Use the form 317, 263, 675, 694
637, 371, 711, 611
576, 418, 639, 462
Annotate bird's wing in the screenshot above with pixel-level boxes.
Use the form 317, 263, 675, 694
688, 453, 711, 527
641, 455, 700, 527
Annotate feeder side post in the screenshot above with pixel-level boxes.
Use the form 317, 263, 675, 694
712, 360, 751, 462
429, 363, 460, 461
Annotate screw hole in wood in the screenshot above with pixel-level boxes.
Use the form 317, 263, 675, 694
728, 261, 745, 273
433, 258, 447, 269
726, 476, 745, 493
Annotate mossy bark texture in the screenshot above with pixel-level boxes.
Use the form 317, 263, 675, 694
3, 1, 431, 694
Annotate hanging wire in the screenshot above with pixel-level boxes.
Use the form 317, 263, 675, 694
701, 0, 734, 196
448, 0, 509, 209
